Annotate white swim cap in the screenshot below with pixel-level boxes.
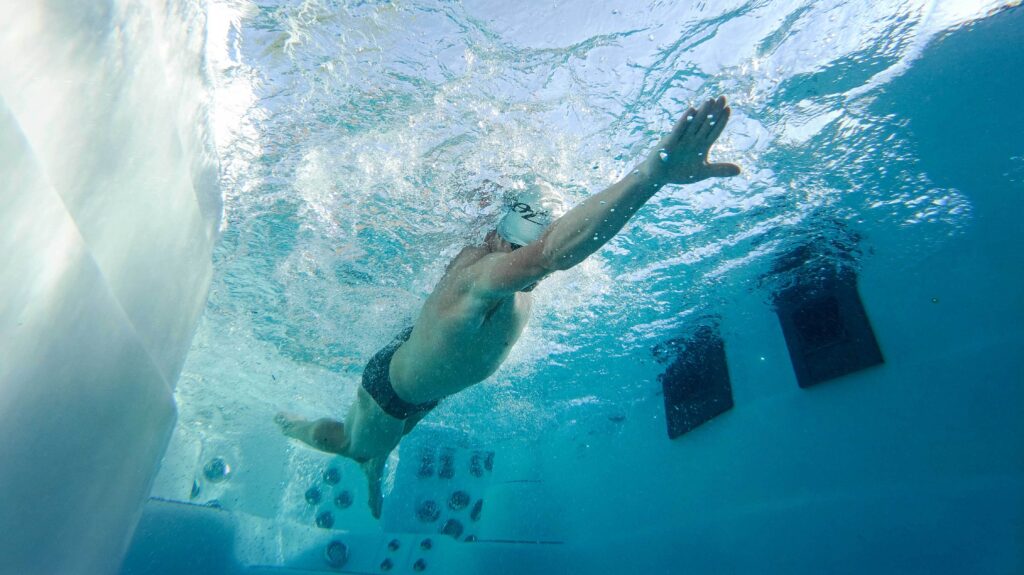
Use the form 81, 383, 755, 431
496, 182, 566, 246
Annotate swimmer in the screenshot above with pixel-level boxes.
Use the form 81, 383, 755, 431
276, 96, 741, 518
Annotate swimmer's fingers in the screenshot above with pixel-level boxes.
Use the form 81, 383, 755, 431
686, 98, 717, 142
694, 96, 727, 140
667, 106, 698, 145
671, 99, 712, 146
653, 95, 738, 182
700, 104, 731, 144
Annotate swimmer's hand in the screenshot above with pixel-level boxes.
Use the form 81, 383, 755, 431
638, 95, 740, 186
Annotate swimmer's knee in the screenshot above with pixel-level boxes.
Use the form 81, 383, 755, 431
311, 419, 347, 453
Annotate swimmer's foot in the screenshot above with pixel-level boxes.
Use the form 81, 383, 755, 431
361, 456, 387, 520
275, 412, 350, 455
274, 412, 306, 439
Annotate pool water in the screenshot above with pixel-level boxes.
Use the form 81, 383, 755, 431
124, 0, 1022, 573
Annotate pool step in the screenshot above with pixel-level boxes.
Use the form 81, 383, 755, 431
121, 497, 563, 575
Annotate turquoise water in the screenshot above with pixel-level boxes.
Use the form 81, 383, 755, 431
131, 1, 1023, 573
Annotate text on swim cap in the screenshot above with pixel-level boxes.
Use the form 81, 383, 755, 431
510, 202, 549, 225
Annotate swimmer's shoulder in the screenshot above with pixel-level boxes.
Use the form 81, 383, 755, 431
443, 245, 508, 297
434, 245, 489, 290
445, 245, 490, 272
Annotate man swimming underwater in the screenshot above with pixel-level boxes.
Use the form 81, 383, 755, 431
277, 96, 740, 517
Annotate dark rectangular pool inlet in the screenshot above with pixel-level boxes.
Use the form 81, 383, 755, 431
774, 268, 883, 388
655, 325, 734, 439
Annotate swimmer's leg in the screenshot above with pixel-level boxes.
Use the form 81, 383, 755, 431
401, 406, 433, 436
275, 387, 407, 458
355, 404, 437, 519
361, 455, 387, 519
342, 387, 406, 460
276, 390, 424, 519
275, 413, 351, 455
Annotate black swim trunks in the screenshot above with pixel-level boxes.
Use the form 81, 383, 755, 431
361, 326, 439, 420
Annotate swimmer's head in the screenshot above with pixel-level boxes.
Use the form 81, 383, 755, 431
495, 181, 566, 248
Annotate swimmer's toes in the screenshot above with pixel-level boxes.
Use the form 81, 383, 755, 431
274, 412, 304, 435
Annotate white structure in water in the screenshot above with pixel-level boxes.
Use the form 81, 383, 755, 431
0, 2, 220, 573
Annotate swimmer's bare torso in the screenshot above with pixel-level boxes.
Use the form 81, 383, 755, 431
389, 240, 535, 403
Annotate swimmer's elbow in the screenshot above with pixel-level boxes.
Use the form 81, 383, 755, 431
537, 226, 590, 271
538, 241, 566, 271
539, 243, 579, 272
544, 255, 574, 272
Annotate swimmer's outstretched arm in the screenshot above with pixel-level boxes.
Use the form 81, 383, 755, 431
467, 96, 739, 296
541, 95, 740, 271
